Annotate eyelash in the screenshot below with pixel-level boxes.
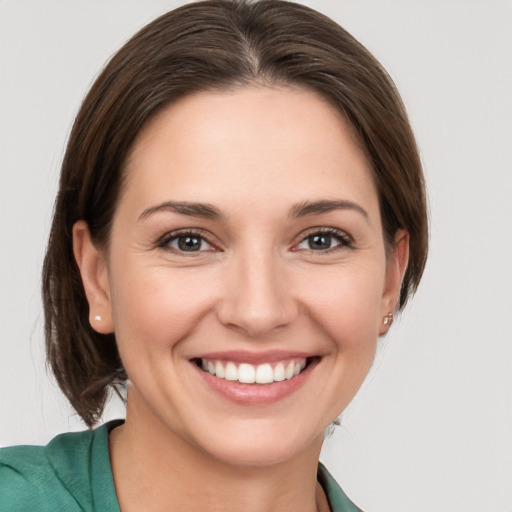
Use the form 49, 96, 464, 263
157, 229, 218, 255
157, 227, 353, 255
293, 227, 353, 253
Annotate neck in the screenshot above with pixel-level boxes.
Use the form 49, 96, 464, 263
109, 394, 327, 512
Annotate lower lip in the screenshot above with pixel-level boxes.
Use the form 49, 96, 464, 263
193, 359, 318, 405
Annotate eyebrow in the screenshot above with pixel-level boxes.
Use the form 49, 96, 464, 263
138, 198, 369, 223
138, 201, 223, 221
289, 199, 369, 221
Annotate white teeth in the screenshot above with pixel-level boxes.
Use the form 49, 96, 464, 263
274, 362, 285, 381
215, 361, 225, 379
199, 358, 309, 384
285, 362, 295, 380
225, 362, 238, 381
238, 363, 256, 383
255, 363, 274, 384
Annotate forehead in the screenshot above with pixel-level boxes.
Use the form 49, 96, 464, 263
120, 85, 378, 220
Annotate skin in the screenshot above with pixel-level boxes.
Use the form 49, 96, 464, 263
73, 85, 409, 512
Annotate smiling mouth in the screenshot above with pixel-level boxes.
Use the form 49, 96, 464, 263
195, 357, 315, 384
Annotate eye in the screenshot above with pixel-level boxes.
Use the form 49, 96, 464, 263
294, 229, 352, 252
160, 231, 215, 253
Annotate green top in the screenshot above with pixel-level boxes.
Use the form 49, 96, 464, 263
0, 421, 362, 511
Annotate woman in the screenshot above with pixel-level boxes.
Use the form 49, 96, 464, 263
0, 1, 427, 511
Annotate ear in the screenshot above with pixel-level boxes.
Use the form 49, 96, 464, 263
379, 229, 409, 335
73, 220, 114, 334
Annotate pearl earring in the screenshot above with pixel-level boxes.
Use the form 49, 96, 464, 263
94, 315, 102, 321
383, 312, 394, 326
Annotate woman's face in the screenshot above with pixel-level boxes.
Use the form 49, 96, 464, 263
79, 85, 407, 467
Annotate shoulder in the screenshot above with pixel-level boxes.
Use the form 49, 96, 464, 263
0, 429, 95, 511
318, 463, 364, 512
0, 421, 121, 512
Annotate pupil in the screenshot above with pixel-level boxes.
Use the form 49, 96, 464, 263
178, 236, 201, 251
310, 234, 331, 250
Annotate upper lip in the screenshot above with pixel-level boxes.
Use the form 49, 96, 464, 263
190, 350, 316, 364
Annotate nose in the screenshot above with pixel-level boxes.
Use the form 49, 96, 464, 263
216, 249, 298, 338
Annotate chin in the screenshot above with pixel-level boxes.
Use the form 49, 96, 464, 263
189, 417, 326, 469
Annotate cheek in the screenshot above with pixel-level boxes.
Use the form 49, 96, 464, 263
109, 265, 214, 356
301, 267, 385, 415
300, 264, 385, 347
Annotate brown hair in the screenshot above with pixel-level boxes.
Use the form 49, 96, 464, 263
43, 0, 428, 426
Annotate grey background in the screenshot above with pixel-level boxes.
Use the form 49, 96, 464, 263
1, 1, 511, 511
